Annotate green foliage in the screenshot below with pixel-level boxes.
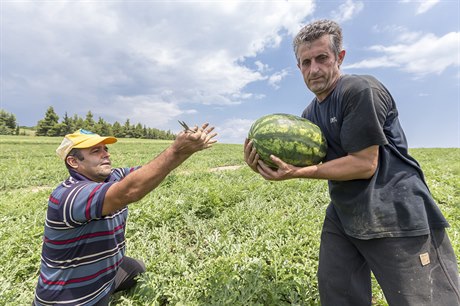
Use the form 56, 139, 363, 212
0, 136, 458, 305
60, 112, 75, 135
84, 110, 96, 131
0, 109, 18, 135
11, 105, 175, 139
35, 106, 60, 136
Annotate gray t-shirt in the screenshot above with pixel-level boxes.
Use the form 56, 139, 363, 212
302, 74, 448, 239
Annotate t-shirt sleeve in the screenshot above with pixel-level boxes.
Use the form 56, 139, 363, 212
61, 181, 115, 226
58, 167, 140, 226
340, 85, 390, 153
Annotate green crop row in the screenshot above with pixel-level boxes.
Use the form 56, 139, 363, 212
0, 136, 458, 305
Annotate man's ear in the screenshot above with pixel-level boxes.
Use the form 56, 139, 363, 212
66, 156, 78, 169
338, 50, 346, 66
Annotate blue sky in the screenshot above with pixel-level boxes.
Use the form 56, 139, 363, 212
1, 0, 459, 147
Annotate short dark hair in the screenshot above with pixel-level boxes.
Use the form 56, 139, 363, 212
65, 148, 84, 170
293, 19, 343, 64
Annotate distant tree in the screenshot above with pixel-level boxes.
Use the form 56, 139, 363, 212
83, 111, 96, 131
161, 129, 175, 140
149, 128, 160, 139
48, 122, 64, 137
0, 109, 17, 135
112, 121, 124, 137
72, 114, 85, 130
95, 117, 112, 136
123, 119, 132, 138
60, 112, 74, 135
133, 123, 143, 138
32, 106, 176, 140
167, 130, 175, 140
36, 106, 59, 136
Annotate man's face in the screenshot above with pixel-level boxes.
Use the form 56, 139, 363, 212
69, 143, 112, 182
296, 35, 345, 101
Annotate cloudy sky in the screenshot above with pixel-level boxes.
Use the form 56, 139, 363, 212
1, 0, 459, 147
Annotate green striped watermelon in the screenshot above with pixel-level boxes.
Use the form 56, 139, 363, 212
248, 113, 327, 168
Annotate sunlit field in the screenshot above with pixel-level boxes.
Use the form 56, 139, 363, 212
1, 135, 458, 305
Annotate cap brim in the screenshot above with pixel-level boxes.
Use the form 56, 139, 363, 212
73, 136, 117, 149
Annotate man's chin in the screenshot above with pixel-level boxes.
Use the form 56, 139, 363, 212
99, 166, 113, 177
307, 82, 324, 92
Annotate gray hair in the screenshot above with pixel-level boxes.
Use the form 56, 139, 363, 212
293, 19, 343, 63
65, 148, 84, 170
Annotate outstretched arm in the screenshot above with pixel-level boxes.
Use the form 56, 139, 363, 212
102, 123, 217, 215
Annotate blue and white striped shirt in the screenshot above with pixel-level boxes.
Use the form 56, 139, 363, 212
34, 167, 137, 306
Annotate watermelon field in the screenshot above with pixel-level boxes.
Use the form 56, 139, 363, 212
1, 135, 459, 305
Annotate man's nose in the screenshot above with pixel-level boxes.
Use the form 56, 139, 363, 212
310, 60, 320, 73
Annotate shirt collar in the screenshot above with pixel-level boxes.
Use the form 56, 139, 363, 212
68, 168, 112, 183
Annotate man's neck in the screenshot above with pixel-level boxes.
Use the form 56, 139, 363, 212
316, 73, 342, 103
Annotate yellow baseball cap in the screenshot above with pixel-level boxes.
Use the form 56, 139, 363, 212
56, 129, 117, 160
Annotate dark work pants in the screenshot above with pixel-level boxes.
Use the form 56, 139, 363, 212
32, 257, 145, 306
94, 256, 146, 306
318, 214, 460, 306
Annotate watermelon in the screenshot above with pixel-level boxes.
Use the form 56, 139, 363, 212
248, 113, 327, 168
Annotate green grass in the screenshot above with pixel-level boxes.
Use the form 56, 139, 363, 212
0, 136, 458, 305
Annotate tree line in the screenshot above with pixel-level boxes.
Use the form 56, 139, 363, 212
0, 109, 19, 135
0, 107, 176, 140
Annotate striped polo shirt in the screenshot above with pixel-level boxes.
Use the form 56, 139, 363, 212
34, 167, 137, 306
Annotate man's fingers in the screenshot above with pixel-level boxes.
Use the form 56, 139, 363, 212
205, 132, 218, 142
270, 155, 285, 167
244, 139, 254, 158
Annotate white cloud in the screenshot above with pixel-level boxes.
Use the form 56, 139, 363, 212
400, 0, 440, 14
217, 118, 254, 144
331, 0, 364, 23
343, 57, 399, 70
343, 32, 460, 76
372, 25, 423, 43
416, 0, 440, 14
102, 95, 194, 127
268, 69, 290, 89
255, 61, 271, 73
2, 1, 315, 127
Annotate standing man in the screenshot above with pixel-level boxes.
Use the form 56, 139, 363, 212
34, 125, 217, 305
244, 19, 459, 305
